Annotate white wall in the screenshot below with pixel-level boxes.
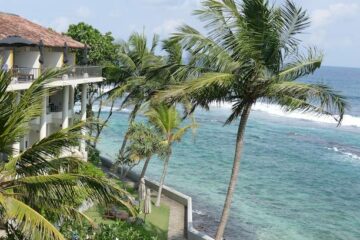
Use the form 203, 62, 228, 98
43, 50, 63, 68
0, 49, 12, 68
14, 49, 41, 69
29, 130, 39, 146
14, 48, 41, 78
48, 123, 61, 136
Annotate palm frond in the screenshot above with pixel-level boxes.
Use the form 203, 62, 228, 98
4, 123, 86, 176
0, 194, 65, 240
0, 68, 65, 153
280, 0, 310, 51
156, 72, 234, 104
280, 48, 323, 80
267, 81, 348, 123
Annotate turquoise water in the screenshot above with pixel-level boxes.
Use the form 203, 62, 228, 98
97, 66, 360, 240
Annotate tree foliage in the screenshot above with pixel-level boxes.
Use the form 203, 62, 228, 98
66, 22, 119, 65
0, 69, 134, 240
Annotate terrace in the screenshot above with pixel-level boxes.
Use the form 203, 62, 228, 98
6, 66, 103, 91
9, 66, 102, 81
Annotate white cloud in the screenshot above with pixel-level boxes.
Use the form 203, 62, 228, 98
306, 2, 360, 48
312, 3, 359, 28
154, 19, 183, 36
76, 6, 91, 18
50, 17, 71, 33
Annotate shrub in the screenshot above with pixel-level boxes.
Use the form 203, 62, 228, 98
60, 220, 158, 240
94, 222, 158, 240
87, 146, 101, 166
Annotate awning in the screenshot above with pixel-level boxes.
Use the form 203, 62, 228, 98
0, 35, 36, 47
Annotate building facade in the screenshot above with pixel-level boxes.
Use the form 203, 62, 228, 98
0, 12, 103, 160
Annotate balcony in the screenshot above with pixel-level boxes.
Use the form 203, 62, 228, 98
10, 67, 40, 83
54, 66, 102, 80
7, 66, 103, 91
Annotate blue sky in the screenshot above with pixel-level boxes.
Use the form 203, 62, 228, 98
1, 0, 360, 68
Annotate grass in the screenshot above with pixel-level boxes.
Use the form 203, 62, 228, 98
84, 200, 170, 240
140, 198, 170, 240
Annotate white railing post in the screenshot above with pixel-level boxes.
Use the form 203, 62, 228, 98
12, 92, 21, 156
62, 86, 69, 129
39, 91, 47, 140
69, 85, 75, 126
80, 84, 88, 159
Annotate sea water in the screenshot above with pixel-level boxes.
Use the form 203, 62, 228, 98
97, 66, 360, 240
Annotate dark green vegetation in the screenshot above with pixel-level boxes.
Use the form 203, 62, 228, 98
0, 70, 133, 240
84, 202, 169, 240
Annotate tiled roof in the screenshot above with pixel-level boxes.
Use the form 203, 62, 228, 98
0, 12, 85, 49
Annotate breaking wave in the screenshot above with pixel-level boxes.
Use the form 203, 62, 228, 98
327, 146, 360, 161
210, 102, 360, 128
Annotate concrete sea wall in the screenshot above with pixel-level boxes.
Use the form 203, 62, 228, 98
101, 156, 214, 240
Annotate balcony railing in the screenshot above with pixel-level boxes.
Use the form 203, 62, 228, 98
49, 104, 62, 113
11, 67, 40, 82
9, 66, 102, 84
56, 66, 102, 80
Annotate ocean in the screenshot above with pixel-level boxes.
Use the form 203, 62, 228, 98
97, 66, 360, 240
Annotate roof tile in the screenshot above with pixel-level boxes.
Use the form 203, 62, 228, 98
0, 12, 84, 49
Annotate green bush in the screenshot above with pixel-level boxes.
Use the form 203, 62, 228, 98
87, 146, 101, 166
60, 220, 158, 240
94, 222, 158, 240
78, 162, 106, 178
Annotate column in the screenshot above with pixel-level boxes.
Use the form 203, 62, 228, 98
62, 86, 69, 129
69, 85, 75, 126
8, 49, 14, 69
12, 92, 20, 156
80, 84, 88, 153
39, 92, 47, 140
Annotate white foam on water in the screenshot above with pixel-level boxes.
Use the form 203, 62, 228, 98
193, 209, 206, 216
210, 102, 360, 128
326, 147, 360, 161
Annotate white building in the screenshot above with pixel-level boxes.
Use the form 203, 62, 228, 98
0, 12, 104, 160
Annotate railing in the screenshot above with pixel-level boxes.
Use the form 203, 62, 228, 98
11, 67, 41, 82
9, 66, 102, 83
49, 104, 62, 113
57, 66, 102, 80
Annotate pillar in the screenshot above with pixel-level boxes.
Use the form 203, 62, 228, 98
8, 49, 14, 69
62, 86, 69, 129
80, 84, 88, 153
69, 85, 75, 126
39, 92, 47, 140
12, 92, 20, 156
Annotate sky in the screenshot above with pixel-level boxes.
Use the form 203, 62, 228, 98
1, 0, 360, 68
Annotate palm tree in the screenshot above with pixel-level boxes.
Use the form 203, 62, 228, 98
109, 36, 197, 173
0, 69, 134, 239
108, 32, 162, 171
145, 104, 195, 207
156, 0, 347, 239
125, 122, 164, 181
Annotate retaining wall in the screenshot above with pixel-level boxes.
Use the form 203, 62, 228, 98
101, 156, 214, 240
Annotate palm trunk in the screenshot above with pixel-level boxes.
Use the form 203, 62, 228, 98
119, 109, 138, 156
110, 114, 136, 173
215, 104, 252, 240
155, 153, 171, 207
139, 156, 151, 181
